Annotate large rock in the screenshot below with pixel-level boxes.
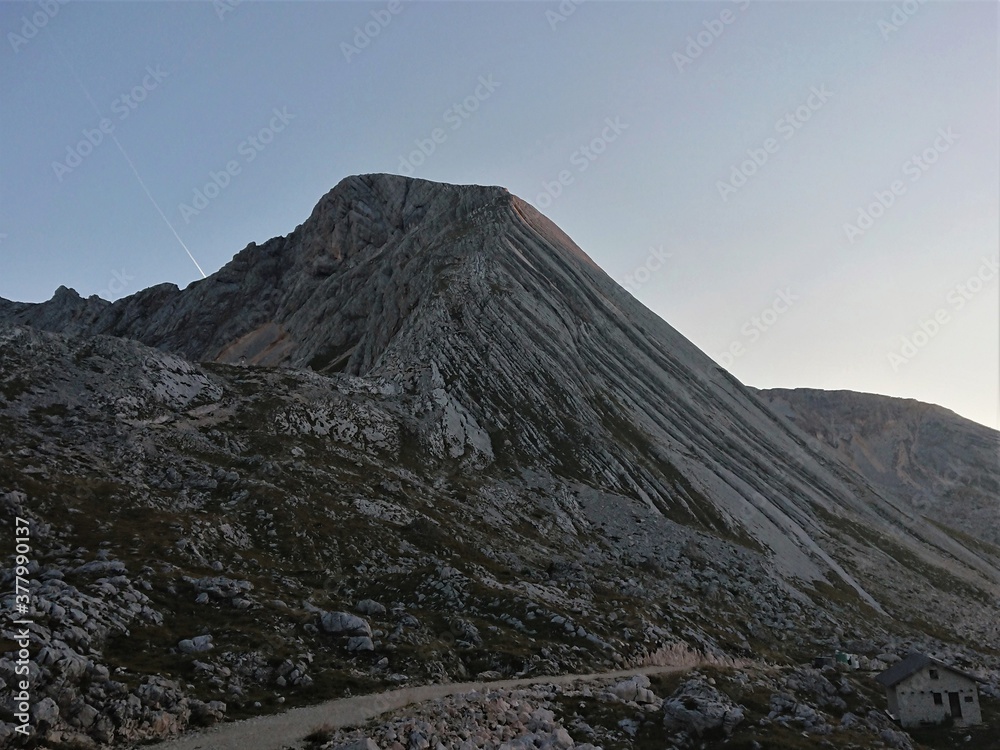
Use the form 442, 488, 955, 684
72, 704, 100, 729
346, 636, 375, 652
662, 678, 744, 738
177, 634, 214, 654
320, 611, 372, 637
189, 699, 227, 726
610, 674, 657, 704
31, 697, 60, 730
72, 560, 127, 577
355, 599, 386, 616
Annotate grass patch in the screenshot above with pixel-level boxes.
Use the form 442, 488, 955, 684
303, 724, 336, 747
925, 518, 1000, 561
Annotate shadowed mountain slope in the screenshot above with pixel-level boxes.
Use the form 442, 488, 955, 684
1, 175, 997, 747
757, 387, 1000, 546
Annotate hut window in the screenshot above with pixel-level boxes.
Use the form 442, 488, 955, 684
929, 669, 939, 679
933, 693, 943, 705
965, 696, 974, 703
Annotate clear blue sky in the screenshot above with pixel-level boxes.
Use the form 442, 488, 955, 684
1, 1, 997, 428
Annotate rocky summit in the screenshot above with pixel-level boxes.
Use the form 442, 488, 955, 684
0, 174, 997, 749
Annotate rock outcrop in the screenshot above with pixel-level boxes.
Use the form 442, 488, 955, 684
757, 387, 1000, 546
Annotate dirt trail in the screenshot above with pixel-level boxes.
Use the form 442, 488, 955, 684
147, 665, 683, 750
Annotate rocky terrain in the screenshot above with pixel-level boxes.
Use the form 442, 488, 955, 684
757, 388, 1000, 546
304, 661, 1000, 750
0, 174, 997, 748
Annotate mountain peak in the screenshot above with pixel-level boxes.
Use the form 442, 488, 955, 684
1, 174, 588, 375
52, 284, 82, 300
310, 172, 514, 229
332, 172, 511, 197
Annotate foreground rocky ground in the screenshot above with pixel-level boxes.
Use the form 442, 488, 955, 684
1, 324, 998, 748
304, 665, 1000, 750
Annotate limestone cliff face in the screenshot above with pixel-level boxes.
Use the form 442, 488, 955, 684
757, 388, 1000, 546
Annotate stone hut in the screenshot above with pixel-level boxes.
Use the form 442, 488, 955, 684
875, 653, 982, 728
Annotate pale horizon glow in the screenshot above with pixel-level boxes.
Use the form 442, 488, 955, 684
1, 1, 996, 429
